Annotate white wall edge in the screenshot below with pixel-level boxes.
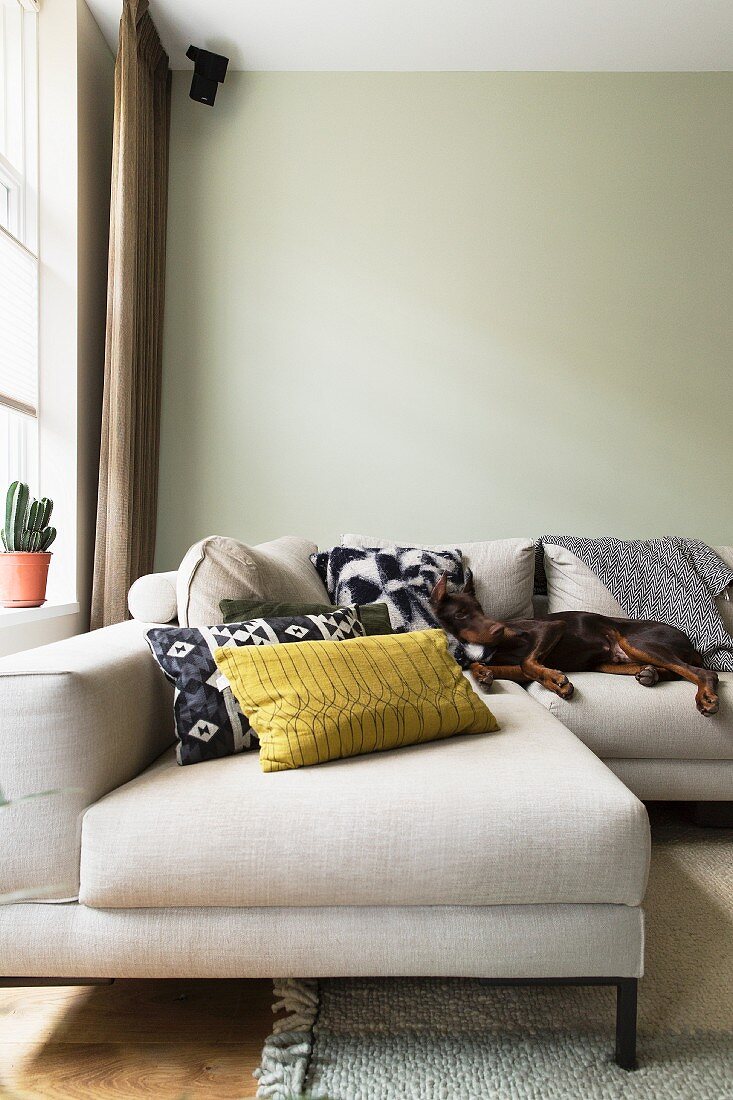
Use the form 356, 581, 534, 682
0, 601, 80, 630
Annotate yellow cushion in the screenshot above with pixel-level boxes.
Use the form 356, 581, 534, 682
214, 628, 499, 772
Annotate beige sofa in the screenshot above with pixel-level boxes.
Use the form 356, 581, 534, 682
128, 534, 733, 804
1, 532, 729, 1068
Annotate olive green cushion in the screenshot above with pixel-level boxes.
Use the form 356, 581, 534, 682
219, 599, 393, 637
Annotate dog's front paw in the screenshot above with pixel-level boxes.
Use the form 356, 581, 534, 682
636, 665, 659, 687
696, 689, 719, 717
470, 663, 494, 692
546, 671, 574, 699
556, 677, 574, 700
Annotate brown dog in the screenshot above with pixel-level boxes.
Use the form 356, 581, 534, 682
431, 571, 720, 716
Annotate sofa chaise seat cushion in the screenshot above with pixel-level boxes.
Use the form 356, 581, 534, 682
527, 672, 733, 760
79, 681, 649, 910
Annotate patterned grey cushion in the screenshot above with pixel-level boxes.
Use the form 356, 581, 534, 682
311, 545, 478, 667
146, 609, 365, 765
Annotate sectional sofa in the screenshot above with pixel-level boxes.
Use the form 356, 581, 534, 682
1, 533, 730, 1069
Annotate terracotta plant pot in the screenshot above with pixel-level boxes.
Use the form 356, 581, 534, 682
0, 552, 52, 608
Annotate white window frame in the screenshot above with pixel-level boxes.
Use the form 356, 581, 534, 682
0, 0, 39, 494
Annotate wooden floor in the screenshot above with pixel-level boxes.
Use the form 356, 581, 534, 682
0, 978, 276, 1098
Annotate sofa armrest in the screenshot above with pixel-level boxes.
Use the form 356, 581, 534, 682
0, 620, 174, 902
128, 570, 178, 624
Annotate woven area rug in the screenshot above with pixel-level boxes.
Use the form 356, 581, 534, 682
255, 809, 733, 1099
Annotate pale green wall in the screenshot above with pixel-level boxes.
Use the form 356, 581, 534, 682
156, 73, 733, 570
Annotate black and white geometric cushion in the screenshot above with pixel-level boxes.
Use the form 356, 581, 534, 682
311, 545, 475, 666
147, 609, 365, 765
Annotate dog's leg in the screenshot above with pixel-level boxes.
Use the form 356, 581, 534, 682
520, 621, 574, 699
488, 664, 532, 682
527, 664, 575, 699
616, 639, 719, 716
659, 657, 718, 716
469, 663, 530, 692
593, 662, 662, 686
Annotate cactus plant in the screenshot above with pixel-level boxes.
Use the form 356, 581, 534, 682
2, 481, 56, 553
4, 480, 29, 552
39, 526, 56, 551
28, 497, 52, 533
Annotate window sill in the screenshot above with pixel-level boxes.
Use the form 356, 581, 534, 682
0, 601, 80, 630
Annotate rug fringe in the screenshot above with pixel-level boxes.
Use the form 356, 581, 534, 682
254, 978, 320, 1099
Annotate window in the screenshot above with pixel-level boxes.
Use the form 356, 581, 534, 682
0, 0, 38, 494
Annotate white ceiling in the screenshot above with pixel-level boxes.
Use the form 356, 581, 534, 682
85, 0, 733, 71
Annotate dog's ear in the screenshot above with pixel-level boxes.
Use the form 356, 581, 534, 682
430, 572, 449, 607
462, 568, 475, 595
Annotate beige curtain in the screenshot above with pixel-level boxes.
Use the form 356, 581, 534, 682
92, 0, 171, 629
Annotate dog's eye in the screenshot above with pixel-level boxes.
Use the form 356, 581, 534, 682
454, 611, 468, 620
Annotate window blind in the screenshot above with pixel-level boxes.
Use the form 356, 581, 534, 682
0, 224, 38, 417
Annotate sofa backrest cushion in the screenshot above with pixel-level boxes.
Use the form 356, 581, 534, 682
543, 542, 733, 634
543, 543, 625, 616
177, 535, 329, 627
341, 535, 535, 620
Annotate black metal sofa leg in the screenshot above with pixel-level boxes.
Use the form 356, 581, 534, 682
615, 978, 638, 1069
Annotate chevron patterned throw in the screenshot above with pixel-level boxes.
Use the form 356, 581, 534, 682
535, 536, 733, 672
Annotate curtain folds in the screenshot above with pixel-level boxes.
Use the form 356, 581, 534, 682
91, 0, 171, 629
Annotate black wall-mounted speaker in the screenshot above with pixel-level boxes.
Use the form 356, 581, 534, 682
186, 46, 229, 106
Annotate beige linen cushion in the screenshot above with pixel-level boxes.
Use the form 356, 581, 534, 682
176, 535, 329, 627
341, 535, 535, 620
79, 680, 649, 909
543, 543, 733, 632
542, 544, 625, 616
527, 672, 733, 760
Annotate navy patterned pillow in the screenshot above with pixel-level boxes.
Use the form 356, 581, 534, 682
311, 545, 469, 662
147, 609, 365, 765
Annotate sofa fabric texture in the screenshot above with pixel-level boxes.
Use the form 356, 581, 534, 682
527, 672, 733, 760
147, 608, 365, 765
215, 628, 498, 772
0, 621, 174, 902
342, 535, 536, 620
0, 902, 644, 979
78, 682, 649, 910
542, 543, 627, 617
605, 759, 733, 801
176, 535, 329, 627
